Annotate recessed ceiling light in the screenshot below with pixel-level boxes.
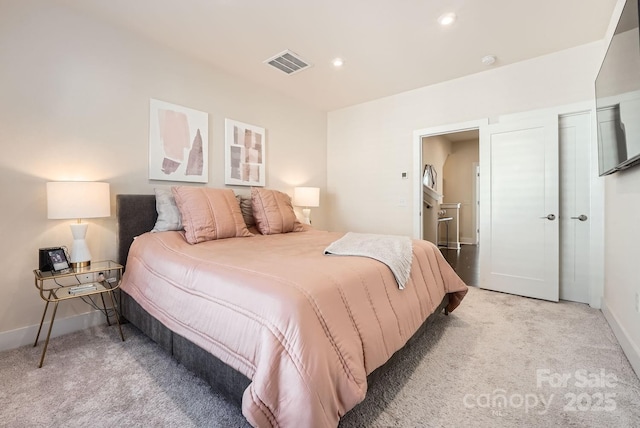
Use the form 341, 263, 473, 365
438, 12, 456, 26
481, 55, 496, 66
332, 57, 344, 68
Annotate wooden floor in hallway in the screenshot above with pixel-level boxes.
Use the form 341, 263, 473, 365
440, 244, 479, 287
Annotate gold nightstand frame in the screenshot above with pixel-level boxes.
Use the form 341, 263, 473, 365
33, 260, 125, 367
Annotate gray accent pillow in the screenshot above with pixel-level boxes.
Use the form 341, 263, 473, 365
151, 188, 183, 232
235, 194, 255, 228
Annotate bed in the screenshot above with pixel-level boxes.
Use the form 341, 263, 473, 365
116, 189, 467, 428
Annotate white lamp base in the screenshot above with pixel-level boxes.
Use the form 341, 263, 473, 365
69, 223, 92, 268
302, 208, 311, 225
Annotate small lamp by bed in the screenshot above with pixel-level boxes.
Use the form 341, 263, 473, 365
46, 181, 111, 268
293, 187, 320, 225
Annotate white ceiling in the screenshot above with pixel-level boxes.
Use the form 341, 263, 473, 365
57, 0, 618, 112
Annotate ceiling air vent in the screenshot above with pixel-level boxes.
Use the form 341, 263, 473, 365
264, 50, 312, 75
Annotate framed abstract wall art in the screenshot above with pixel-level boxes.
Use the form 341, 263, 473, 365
149, 98, 209, 183
224, 118, 266, 187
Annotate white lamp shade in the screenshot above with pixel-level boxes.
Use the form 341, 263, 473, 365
293, 187, 320, 207
46, 181, 110, 268
47, 182, 111, 220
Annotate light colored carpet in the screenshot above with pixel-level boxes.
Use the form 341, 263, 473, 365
1, 287, 639, 427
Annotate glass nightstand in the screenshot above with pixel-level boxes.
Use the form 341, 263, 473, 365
33, 260, 125, 367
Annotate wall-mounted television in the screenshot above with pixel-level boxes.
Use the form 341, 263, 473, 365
595, 0, 640, 176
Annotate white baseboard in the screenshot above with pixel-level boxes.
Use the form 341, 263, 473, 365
601, 299, 640, 379
0, 310, 106, 352
459, 237, 476, 245
437, 241, 460, 250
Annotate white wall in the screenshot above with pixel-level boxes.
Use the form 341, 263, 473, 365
327, 41, 604, 234
0, 0, 327, 349
600, 0, 640, 378
603, 167, 640, 376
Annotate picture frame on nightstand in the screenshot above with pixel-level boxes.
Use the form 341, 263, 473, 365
47, 248, 70, 273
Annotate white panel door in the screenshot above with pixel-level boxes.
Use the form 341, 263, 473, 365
559, 113, 591, 303
480, 118, 559, 301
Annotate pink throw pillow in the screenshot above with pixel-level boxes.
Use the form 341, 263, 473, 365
251, 188, 304, 235
172, 186, 253, 244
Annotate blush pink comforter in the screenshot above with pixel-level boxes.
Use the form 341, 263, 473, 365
121, 228, 467, 427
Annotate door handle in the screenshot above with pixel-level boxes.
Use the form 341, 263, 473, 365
570, 214, 588, 221
540, 214, 556, 221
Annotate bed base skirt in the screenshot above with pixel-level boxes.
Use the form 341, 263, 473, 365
120, 289, 449, 409
120, 290, 251, 406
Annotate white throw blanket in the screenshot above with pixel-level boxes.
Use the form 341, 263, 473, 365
324, 232, 413, 289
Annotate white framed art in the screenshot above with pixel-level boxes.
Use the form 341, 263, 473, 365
224, 118, 266, 187
149, 98, 209, 183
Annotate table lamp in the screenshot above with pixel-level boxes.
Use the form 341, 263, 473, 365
293, 187, 320, 225
46, 182, 111, 268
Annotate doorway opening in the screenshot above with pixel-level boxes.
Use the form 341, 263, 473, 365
413, 120, 486, 286
422, 132, 479, 286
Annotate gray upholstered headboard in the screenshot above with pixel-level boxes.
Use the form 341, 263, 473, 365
116, 194, 157, 268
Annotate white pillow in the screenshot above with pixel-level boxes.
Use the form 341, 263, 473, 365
151, 188, 183, 232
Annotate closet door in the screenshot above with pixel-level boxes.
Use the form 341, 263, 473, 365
559, 113, 591, 303
480, 117, 559, 301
